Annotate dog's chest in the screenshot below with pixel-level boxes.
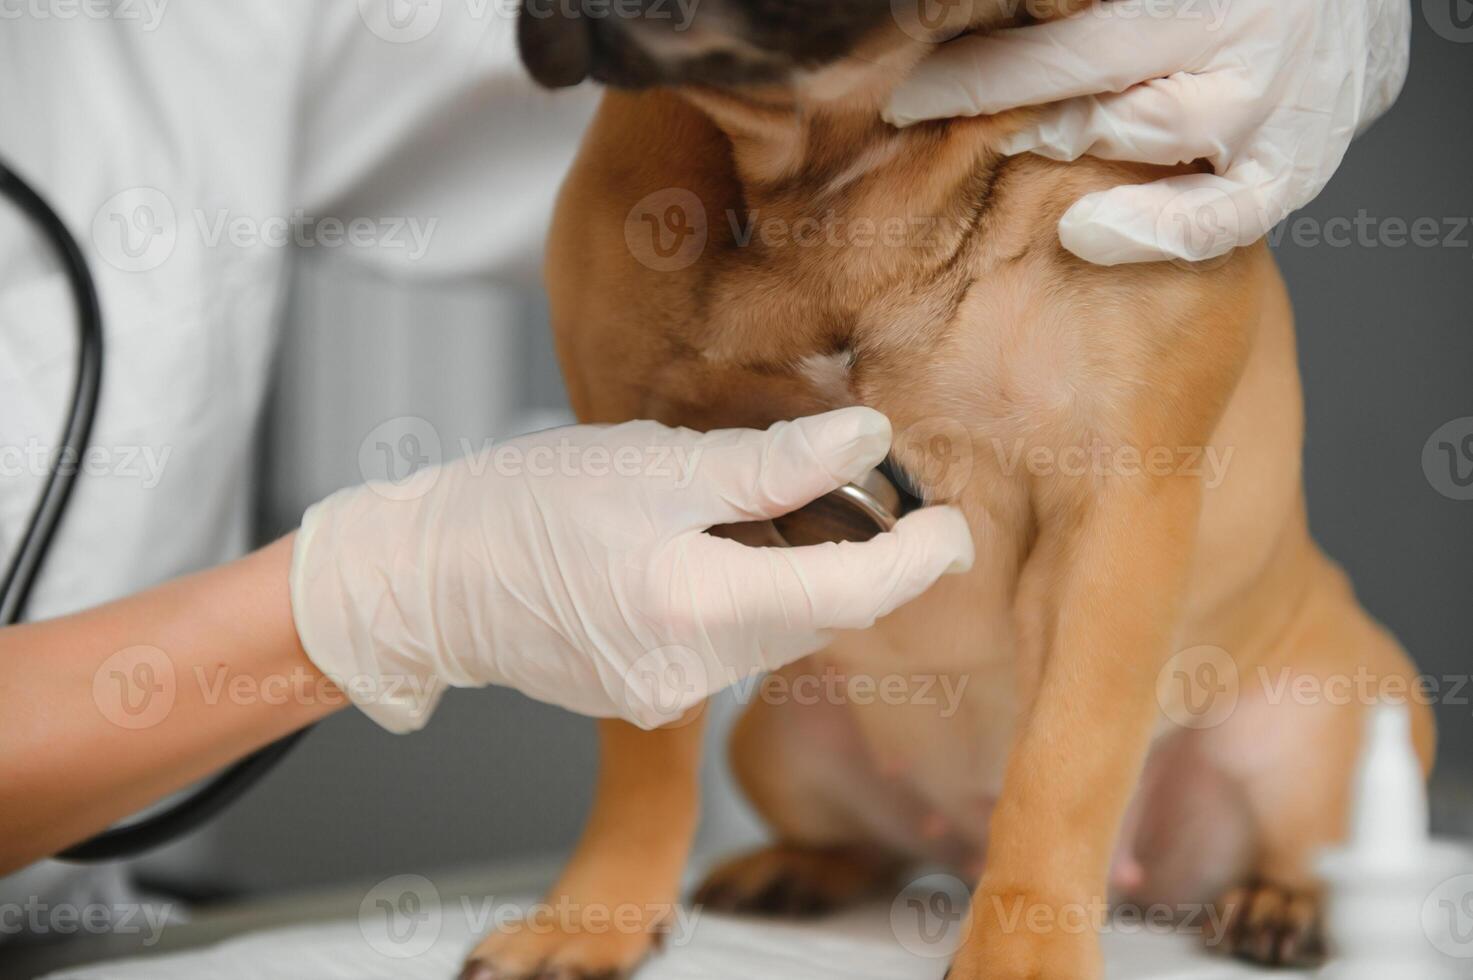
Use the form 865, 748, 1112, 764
690, 190, 1191, 868
735, 254, 1147, 839
815, 503, 1025, 832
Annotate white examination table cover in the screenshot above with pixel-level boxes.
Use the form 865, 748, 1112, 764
40, 899, 1303, 980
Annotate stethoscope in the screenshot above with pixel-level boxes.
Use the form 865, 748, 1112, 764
0, 156, 309, 863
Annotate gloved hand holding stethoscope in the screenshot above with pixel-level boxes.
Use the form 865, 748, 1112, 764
0, 401, 970, 874
292, 407, 973, 734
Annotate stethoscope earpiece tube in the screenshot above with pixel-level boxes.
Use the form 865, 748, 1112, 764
0, 155, 309, 862
0, 159, 104, 627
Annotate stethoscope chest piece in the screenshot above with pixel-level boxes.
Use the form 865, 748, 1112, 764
770, 457, 924, 547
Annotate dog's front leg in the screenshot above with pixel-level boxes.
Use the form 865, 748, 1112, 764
949, 474, 1203, 980
463, 715, 705, 980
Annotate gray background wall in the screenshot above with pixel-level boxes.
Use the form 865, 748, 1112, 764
1277, 10, 1473, 802
160, 14, 1473, 897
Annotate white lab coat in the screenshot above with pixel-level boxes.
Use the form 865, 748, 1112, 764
0, 0, 594, 934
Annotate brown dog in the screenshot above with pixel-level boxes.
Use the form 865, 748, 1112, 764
462, 2, 1436, 978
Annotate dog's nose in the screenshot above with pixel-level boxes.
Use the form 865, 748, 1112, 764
518, 0, 595, 88
517, 0, 793, 91
518, 0, 678, 90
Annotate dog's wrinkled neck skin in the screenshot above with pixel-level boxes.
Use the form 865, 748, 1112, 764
667, 70, 1027, 375
673, 35, 1026, 282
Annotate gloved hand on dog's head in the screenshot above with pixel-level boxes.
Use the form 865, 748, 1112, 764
289, 408, 974, 732
886, 0, 1410, 266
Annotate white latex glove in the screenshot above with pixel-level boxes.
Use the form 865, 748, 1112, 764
885, 0, 1411, 265
289, 408, 974, 732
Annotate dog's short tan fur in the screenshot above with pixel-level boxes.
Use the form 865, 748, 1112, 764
465, 14, 1435, 979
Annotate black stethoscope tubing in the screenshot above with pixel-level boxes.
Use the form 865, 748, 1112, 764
0, 156, 306, 863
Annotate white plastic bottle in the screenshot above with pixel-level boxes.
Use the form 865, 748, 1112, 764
1317, 702, 1473, 977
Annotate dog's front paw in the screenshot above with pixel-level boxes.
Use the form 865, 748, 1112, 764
694, 844, 900, 919
945, 887, 1104, 980
459, 895, 669, 980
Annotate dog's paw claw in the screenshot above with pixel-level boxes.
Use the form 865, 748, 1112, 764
1214, 880, 1324, 968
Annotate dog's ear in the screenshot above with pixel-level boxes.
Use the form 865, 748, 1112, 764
518, 0, 592, 89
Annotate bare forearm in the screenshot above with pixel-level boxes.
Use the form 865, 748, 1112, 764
0, 534, 344, 873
